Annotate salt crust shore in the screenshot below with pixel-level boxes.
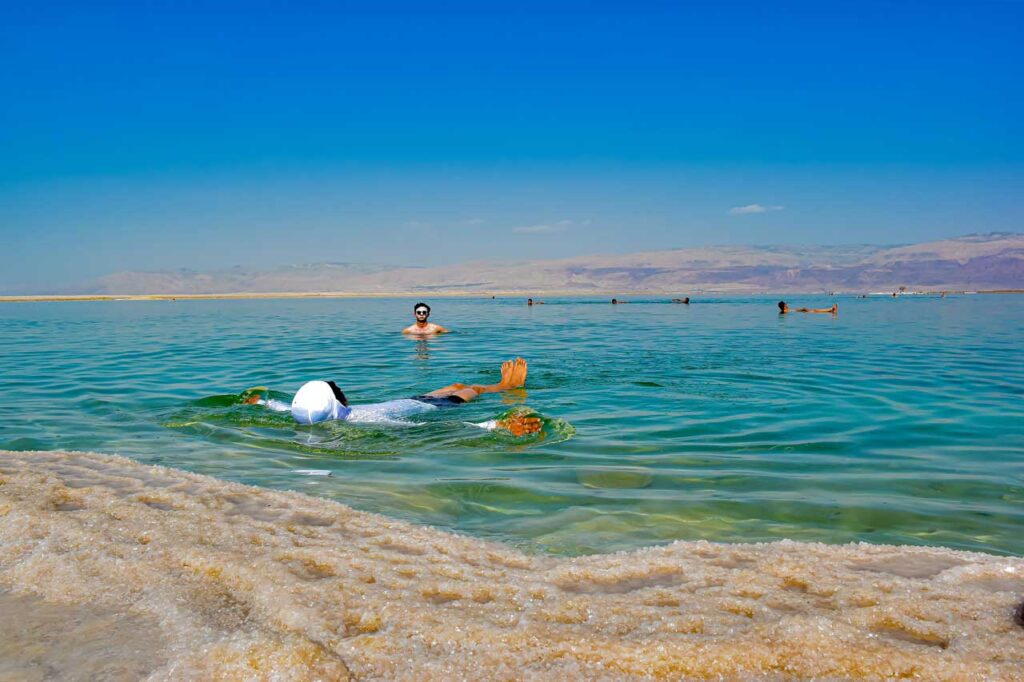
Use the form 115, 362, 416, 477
1, 450, 1022, 680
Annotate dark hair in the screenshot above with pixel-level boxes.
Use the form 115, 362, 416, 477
325, 380, 348, 406
414, 302, 431, 314
777, 301, 786, 312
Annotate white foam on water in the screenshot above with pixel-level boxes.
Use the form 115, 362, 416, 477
1, 450, 1022, 680
347, 398, 436, 424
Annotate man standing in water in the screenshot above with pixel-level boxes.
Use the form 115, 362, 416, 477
402, 302, 449, 336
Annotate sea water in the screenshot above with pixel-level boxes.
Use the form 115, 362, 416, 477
1, 295, 1022, 556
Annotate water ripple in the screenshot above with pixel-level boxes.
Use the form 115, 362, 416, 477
1, 295, 1022, 556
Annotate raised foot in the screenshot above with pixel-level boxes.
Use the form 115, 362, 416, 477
499, 357, 528, 389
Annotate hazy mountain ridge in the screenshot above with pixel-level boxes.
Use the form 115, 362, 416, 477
62, 232, 1024, 295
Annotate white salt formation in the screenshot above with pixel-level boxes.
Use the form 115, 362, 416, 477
1, 450, 1022, 680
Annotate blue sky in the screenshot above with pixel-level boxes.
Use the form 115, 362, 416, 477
1, 0, 1021, 290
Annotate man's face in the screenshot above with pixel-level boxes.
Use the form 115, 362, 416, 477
414, 307, 430, 322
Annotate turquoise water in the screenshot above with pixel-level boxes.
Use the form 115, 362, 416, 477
1, 296, 1022, 556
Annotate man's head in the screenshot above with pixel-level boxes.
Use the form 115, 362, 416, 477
413, 302, 431, 321
778, 301, 787, 313
527, 298, 533, 305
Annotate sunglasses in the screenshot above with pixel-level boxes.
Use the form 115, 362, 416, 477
415, 309, 429, 315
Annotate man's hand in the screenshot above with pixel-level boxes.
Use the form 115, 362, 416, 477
496, 414, 543, 436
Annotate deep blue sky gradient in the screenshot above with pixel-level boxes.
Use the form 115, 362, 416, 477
1, 0, 1022, 290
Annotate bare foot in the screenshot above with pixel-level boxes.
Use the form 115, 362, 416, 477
509, 357, 528, 388
498, 357, 526, 388
497, 413, 542, 436
499, 358, 528, 389
499, 359, 514, 386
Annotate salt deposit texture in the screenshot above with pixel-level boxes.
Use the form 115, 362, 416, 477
2, 450, 1022, 680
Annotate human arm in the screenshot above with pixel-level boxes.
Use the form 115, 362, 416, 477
470, 413, 542, 436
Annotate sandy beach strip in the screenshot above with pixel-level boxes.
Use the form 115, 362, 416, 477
2, 289, 1022, 303
1, 449, 1022, 680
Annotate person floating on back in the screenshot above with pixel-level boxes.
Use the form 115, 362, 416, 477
276, 357, 540, 435
402, 302, 449, 336
778, 301, 837, 315
611, 298, 629, 304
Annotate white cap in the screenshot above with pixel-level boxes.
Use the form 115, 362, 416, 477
291, 381, 351, 424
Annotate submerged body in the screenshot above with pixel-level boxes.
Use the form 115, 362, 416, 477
778, 301, 838, 315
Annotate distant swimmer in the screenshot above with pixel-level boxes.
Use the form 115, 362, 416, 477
611, 298, 629, 304
778, 301, 838, 315
402, 302, 449, 336
527, 298, 545, 305
672, 297, 690, 304
251, 358, 541, 436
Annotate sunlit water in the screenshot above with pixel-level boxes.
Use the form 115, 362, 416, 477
1, 295, 1022, 556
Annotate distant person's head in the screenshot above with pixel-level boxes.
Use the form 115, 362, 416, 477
413, 302, 431, 320
777, 301, 787, 313
683, 297, 690, 304
611, 298, 618, 304
527, 298, 533, 305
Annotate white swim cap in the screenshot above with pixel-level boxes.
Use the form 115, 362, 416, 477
291, 381, 351, 424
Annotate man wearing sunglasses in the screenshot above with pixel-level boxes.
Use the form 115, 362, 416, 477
402, 302, 450, 336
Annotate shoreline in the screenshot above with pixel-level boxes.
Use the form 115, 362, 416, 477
1, 449, 1022, 679
2, 289, 1023, 303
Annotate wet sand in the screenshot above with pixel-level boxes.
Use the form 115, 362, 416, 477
1, 450, 1022, 680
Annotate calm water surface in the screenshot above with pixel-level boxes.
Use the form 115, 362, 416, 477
1, 296, 1022, 555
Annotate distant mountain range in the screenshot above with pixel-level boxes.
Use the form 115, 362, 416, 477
56, 232, 1024, 295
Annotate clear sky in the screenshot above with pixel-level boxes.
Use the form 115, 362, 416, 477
1, 0, 1021, 291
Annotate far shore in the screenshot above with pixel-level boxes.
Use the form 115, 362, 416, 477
2, 289, 1023, 303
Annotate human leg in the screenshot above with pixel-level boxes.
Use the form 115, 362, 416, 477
420, 358, 528, 404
